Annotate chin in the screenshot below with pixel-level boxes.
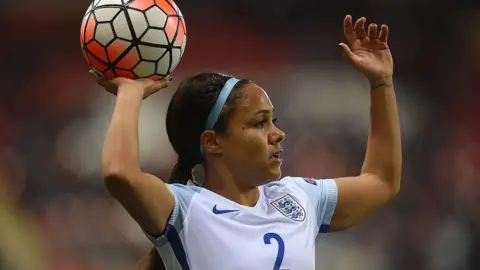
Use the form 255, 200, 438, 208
258, 170, 282, 185
258, 164, 283, 185
268, 167, 282, 181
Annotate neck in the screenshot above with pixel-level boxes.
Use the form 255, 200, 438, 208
202, 165, 259, 207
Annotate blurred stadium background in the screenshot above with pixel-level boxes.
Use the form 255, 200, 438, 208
1, 0, 479, 269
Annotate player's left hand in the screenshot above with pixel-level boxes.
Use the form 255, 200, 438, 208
339, 15, 393, 84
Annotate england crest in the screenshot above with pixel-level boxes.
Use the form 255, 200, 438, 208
271, 194, 306, 221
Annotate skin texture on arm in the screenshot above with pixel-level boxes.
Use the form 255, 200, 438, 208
94, 72, 175, 236
330, 16, 402, 231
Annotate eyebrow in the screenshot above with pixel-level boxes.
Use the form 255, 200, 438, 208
255, 108, 274, 115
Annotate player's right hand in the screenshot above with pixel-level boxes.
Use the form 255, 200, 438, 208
89, 69, 172, 99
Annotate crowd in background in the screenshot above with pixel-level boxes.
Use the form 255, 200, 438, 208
0, 0, 479, 269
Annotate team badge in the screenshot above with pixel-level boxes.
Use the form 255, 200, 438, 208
271, 194, 306, 221
303, 177, 317, 185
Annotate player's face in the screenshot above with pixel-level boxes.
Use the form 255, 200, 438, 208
219, 83, 285, 185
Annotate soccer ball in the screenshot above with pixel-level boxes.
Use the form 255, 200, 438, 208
80, 0, 187, 80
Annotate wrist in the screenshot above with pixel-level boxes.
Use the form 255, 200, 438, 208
369, 77, 393, 90
116, 85, 144, 100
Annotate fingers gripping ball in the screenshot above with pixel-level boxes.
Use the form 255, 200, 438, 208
80, 0, 187, 80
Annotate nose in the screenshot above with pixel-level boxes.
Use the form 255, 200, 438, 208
270, 126, 285, 145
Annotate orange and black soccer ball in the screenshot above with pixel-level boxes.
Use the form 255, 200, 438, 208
80, 0, 187, 80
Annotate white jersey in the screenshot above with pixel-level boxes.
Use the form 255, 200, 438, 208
144, 176, 338, 270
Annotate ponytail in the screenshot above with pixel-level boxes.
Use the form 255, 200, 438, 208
168, 156, 197, 184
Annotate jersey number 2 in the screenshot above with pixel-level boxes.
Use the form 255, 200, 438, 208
263, 232, 285, 270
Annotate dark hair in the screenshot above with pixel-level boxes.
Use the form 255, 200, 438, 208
144, 72, 250, 270
166, 72, 249, 185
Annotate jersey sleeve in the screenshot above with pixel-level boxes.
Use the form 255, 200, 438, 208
282, 176, 338, 233
143, 183, 199, 247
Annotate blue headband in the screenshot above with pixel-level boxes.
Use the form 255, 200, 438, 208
200, 77, 240, 155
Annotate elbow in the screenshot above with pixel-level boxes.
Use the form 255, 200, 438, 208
389, 179, 401, 199
376, 173, 401, 204
102, 166, 140, 198
362, 167, 402, 200
383, 172, 401, 200
362, 152, 402, 195
387, 164, 402, 198
101, 153, 142, 192
102, 168, 127, 183
102, 164, 139, 185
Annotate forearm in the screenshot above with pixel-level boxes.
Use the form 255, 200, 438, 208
102, 87, 143, 178
361, 78, 402, 193
99, 85, 175, 235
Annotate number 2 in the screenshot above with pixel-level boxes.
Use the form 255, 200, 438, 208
263, 232, 285, 270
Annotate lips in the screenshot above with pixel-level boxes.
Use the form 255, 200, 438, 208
271, 149, 283, 159
271, 150, 283, 166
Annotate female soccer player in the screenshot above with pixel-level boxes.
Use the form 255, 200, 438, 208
92, 15, 401, 269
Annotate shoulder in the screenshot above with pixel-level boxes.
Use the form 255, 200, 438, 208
168, 182, 202, 195
266, 177, 338, 232
262, 176, 318, 202
264, 176, 338, 206
166, 182, 203, 209
264, 176, 321, 191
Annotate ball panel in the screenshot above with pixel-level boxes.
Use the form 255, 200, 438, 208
115, 69, 137, 79
148, 74, 163, 80
133, 61, 156, 77
85, 51, 108, 72
85, 2, 94, 14
81, 48, 90, 65
155, 0, 176, 15
167, 0, 182, 16
145, 6, 168, 28
116, 47, 140, 69
180, 36, 186, 56
86, 40, 109, 63
84, 14, 96, 43
80, 16, 87, 44
180, 17, 187, 35
141, 29, 168, 45
107, 39, 131, 61
95, 23, 115, 46
128, 0, 155, 10
127, 9, 148, 38
170, 48, 181, 71
174, 20, 185, 46
94, 7, 121, 23
96, 0, 124, 6
113, 11, 133, 40
104, 69, 116, 80
138, 45, 167, 61
164, 16, 178, 43
156, 50, 171, 75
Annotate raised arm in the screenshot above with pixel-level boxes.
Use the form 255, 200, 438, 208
92, 71, 175, 236
330, 16, 402, 231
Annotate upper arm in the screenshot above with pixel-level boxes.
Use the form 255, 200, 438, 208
330, 173, 397, 231
104, 172, 175, 236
